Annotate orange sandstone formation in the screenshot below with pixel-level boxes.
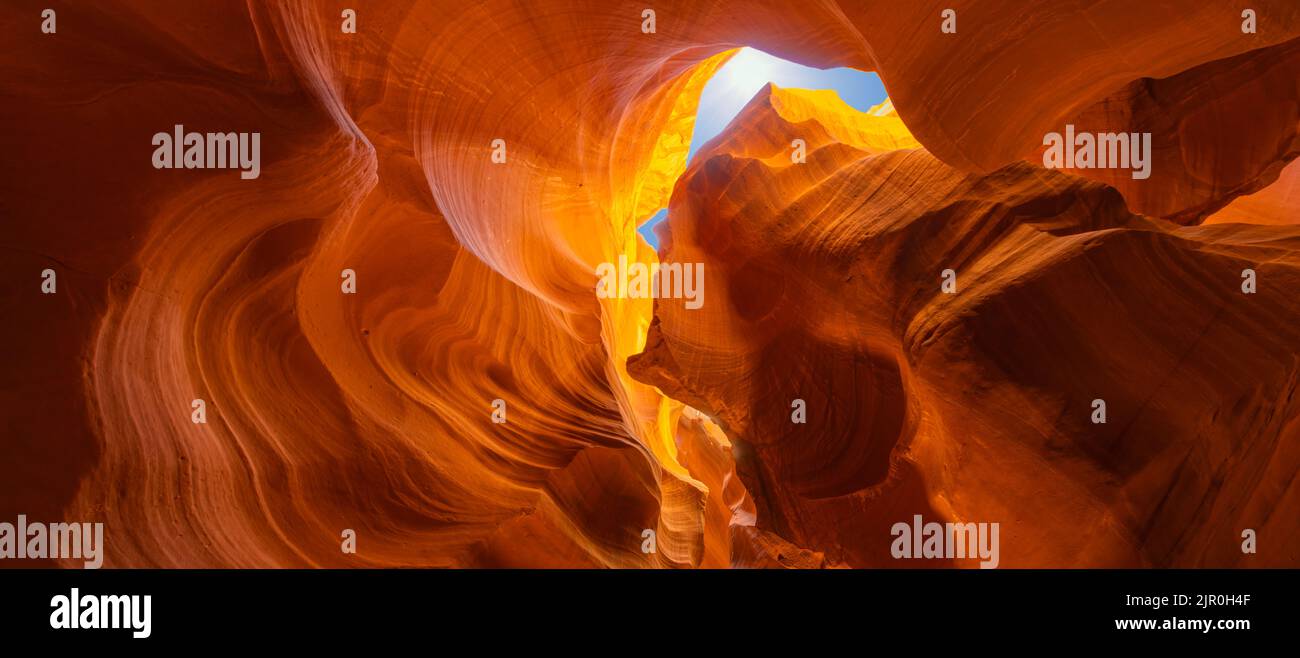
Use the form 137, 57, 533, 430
632, 84, 1300, 567
1046, 35, 1300, 224
0, 1, 1297, 569
1207, 157, 1300, 226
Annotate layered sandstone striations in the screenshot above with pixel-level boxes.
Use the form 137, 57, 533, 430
0, 1, 1297, 568
632, 84, 1300, 567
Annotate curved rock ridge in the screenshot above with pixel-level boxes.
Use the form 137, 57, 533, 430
0, 1, 1297, 569
4, 0, 738, 568
1042, 35, 1300, 224
631, 83, 1300, 567
1207, 157, 1300, 225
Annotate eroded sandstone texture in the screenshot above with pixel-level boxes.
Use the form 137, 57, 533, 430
1, 1, 1297, 568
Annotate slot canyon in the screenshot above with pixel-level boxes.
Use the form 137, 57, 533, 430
1, 0, 1298, 568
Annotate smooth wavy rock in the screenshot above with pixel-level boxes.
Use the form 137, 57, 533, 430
1207, 157, 1300, 225
2, 1, 1298, 569
1047, 36, 1300, 224
630, 84, 1300, 567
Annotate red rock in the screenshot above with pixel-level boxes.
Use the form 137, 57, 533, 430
2, 1, 1297, 569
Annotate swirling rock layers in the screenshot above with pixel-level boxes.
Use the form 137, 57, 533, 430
1, 1, 1297, 568
631, 85, 1300, 567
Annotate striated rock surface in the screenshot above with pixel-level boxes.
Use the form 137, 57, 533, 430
1045, 36, 1300, 224
1207, 157, 1300, 225
631, 84, 1300, 567
0, 1, 1297, 568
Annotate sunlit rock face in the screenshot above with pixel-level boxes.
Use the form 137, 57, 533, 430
1, 1, 1298, 568
632, 85, 1300, 567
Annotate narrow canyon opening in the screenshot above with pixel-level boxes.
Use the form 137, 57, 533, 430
599, 47, 896, 565
637, 47, 886, 247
